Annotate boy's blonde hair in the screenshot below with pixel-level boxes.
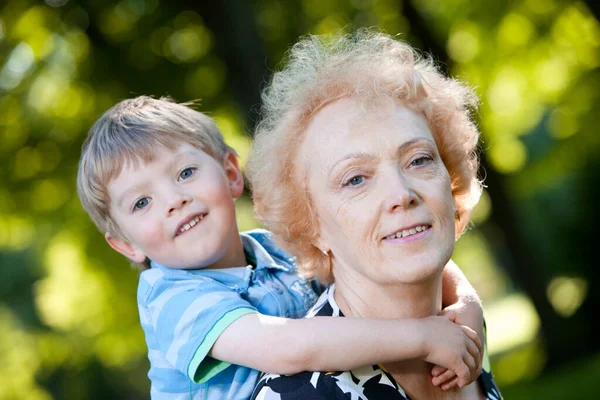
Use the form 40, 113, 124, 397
77, 96, 234, 269
247, 29, 482, 282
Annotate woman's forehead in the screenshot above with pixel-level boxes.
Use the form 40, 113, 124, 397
299, 97, 434, 165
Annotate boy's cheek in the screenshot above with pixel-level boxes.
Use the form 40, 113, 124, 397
132, 221, 167, 253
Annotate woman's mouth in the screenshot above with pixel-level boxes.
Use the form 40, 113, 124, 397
175, 214, 205, 237
384, 225, 431, 240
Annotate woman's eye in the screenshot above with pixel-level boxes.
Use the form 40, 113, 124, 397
344, 175, 365, 187
179, 167, 196, 181
134, 197, 149, 211
410, 155, 433, 167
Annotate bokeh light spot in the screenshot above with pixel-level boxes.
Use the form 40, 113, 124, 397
235, 195, 261, 232
493, 340, 546, 386
488, 138, 528, 174
485, 293, 541, 356
0, 307, 51, 400
0, 95, 22, 126
497, 13, 534, 49
28, 72, 61, 114
534, 58, 569, 96
98, 4, 138, 41
547, 276, 588, 318
12, 146, 42, 180
36, 232, 113, 336
487, 68, 527, 116
525, 0, 556, 15
31, 179, 69, 212
303, 0, 338, 19
0, 216, 35, 250
447, 22, 480, 63
0, 42, 35, 90
314, 14, 348, 35
548, 108, 579, 139
213, 108, 251, 167
470, 189, 492, 224
167, 26, 211, 63
185, 61, 226, 98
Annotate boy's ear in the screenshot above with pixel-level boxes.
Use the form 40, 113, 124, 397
105, 232, 146, 263
223, 152, 244, 198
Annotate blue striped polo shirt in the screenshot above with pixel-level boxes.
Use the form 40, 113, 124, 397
137, 229, 321, 399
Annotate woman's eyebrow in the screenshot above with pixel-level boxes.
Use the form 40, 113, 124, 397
327, 138, 436, 176
328, 152, 374, 176
395, 137, 436, 155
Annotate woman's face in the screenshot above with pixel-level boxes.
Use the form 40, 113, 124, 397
297, 97, 456, 285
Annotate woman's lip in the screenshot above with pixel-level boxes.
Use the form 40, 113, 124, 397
383, 228, 431, 243
382, 224, 432, 241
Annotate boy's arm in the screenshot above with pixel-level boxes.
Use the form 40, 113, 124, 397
441, 259, 484, 342
210, 312, 482, 387
433, 259, 484, 389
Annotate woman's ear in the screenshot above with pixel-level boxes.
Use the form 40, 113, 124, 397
223, 152, 244, 198
314, 234, 330, 255
105, 232, 146, 263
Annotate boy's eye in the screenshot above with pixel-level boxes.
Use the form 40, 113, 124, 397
134, 197, 149, 210
178, 167, 196, 181
344, 175, 365, 187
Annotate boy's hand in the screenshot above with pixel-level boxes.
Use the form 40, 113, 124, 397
431, 301, 485, 390
418, 313, 482, 390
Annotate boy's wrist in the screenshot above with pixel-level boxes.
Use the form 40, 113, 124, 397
413, 319, 430, 360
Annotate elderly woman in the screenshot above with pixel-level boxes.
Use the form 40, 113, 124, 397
246, 30, 502, 399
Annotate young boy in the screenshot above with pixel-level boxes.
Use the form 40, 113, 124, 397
77, 96, 485, 399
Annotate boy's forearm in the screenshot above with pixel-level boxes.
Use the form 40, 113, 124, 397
442, 260, 481, 307
210, 313, 426, 374
441, 260, 484, 355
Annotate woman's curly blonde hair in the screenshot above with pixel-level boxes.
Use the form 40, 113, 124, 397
246, 29, 483, 282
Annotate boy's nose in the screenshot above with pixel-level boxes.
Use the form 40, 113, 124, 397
166, 192, 193, 215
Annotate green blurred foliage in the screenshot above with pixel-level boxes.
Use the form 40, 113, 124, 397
1, 0, 599, 398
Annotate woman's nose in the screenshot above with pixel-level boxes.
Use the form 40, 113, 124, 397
384, 172, 419, 212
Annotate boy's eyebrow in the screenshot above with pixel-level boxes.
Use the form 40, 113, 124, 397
117, 183, 146, 209
115, 149, 201, 209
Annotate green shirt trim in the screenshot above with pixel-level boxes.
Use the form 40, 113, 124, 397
188, 307, 257, 384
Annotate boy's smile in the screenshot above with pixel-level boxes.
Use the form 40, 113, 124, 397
105, 143, 246, 270
175, 213, 206, 237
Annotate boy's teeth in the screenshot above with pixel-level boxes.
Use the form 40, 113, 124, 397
179, 215, 203, 234
386, 225, 429, 240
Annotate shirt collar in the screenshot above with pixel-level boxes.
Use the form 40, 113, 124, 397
149, 232, 292, 272
240, 232, 292, 272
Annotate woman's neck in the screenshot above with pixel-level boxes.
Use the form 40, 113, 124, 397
332, 262, 444, 320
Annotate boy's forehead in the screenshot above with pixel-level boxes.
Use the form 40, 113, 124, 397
108, 143, 210, 186
107, 143, 207, 203
113, 142, 204, 173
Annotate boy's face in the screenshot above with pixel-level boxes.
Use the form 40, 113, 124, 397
105, 143, 246, 269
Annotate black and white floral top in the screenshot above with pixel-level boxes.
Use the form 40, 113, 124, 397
251, 284, 503, 400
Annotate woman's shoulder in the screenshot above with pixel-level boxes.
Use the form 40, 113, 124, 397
479, 369, 503, 400
305, 284, 342, 318
251, 371, 350, 400
251, 366, 410, 400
